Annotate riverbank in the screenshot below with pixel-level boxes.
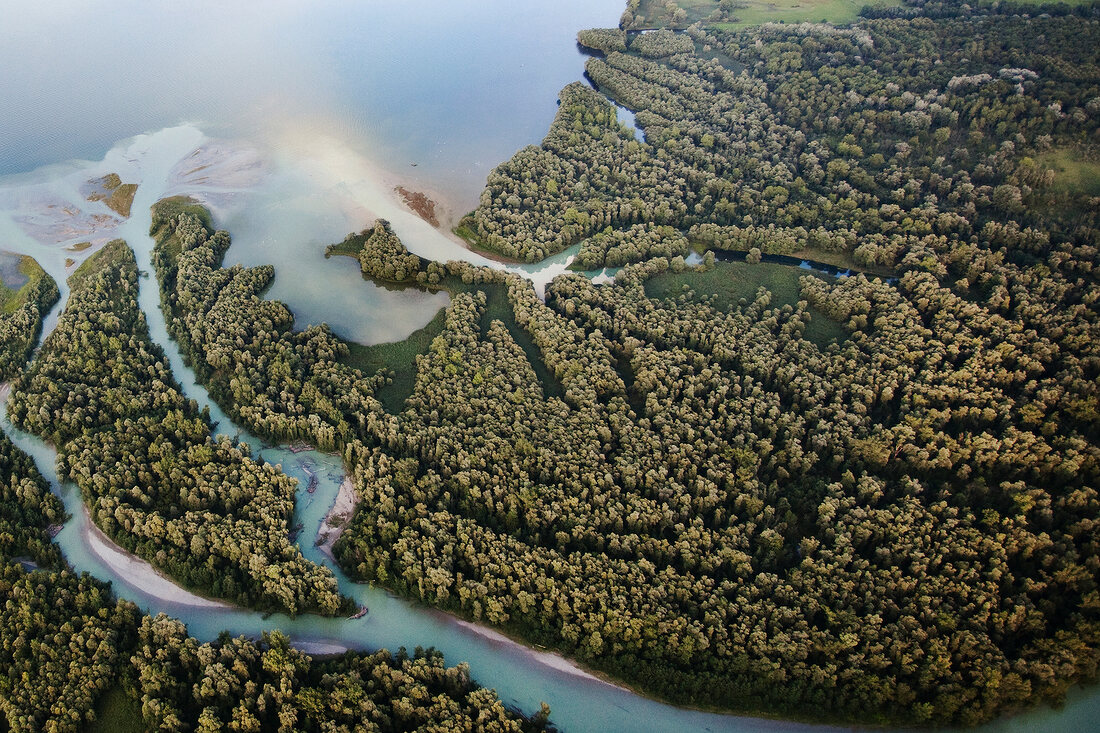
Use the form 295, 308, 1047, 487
316, 474, 357, 559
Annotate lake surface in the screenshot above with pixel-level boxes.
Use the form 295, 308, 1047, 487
0, 1, 1098, 730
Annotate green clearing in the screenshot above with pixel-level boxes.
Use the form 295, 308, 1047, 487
325, 238, 363, 258
0, 256, 50, 316
1036, 149, 1100, 197
464, 281, 565, 401
632, 0, 902, 28
644, 260, 849, 347
339, 277, 565, 413
86, 686, 145, 733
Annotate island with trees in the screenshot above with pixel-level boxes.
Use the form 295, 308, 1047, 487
0, 243, 545, 733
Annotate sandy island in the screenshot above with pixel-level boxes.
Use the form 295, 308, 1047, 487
394, 185, 440, 228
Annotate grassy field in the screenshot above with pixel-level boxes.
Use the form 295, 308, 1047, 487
1036, 149, 1100, 197
631, 0, 902, 28
998, 0, 1100, 4
86, 686, 145, 733
715, 0, 901, 28
645, 261, 848, 348
465, 282, 564, 400
0, 255, 50, 316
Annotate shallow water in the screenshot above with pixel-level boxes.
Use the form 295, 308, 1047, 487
614, 104, 646, 142
0, 251, 29, 290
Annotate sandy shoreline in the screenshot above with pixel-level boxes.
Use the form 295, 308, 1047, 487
82, 506, 234, 609
444, 612, 617, 687
293, 640, 349, 655
310, 465, 628, 690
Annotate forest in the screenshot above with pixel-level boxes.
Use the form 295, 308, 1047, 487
0, 243, 542, 732
58, 0, 1099, 728
0, 256, 57, 382
6, 241, 347, 617
4, 0, 1100, 729
0, 263, 137, 732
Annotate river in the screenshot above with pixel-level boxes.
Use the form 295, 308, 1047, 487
0, 1, 1097, 730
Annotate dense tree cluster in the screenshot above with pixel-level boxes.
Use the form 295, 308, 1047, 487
0, 243, 543, 733
0, 557, 137, 733
153, 184, 1100, 726
334, 235, 1100, 726
151, 203, 385, 454
459, 82, 649, 261
6, 241, 344, 616
132, 614, 548, 733
0, 258, 58, 381
576, 28, 627, 54
145, 4, 1100, 726
0, 266, 138, 733
629, 28, 695, 58
328, 219, 432, 285
333, 6, 1100, 725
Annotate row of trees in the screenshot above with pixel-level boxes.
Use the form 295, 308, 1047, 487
574, 223, 689, 269
466, 10, 1099, 270
133, 615, 548, 733
328, 219, 432, 285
